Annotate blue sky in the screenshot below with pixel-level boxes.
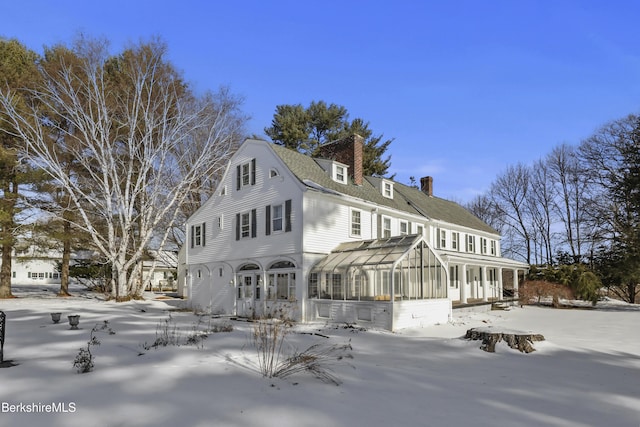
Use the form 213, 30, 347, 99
3, 0, 640, 202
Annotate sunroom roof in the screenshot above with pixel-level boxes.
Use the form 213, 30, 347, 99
310, 234, 426, 272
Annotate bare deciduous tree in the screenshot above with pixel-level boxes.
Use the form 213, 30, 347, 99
546, 143, 589, 263
465, 193, 503, 234
490, 163, 534, 263
528, 158, 555, 265
0, 37, 247, 300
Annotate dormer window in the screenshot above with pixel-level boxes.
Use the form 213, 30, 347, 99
316, 158, 349, 184
381, 180, 394, 199
335, 165, 346, 183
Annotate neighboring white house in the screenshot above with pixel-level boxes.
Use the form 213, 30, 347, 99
10, 245, 62, 286
6, 244, 177, 292
182, 136, 528, 330
141, 250, 179, 292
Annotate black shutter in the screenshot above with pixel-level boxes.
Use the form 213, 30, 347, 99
190, 225, 194, 248
250, 159, 256, 185
235, 213, 240, 240
251, 209, 257, 238
377, 214, 382, 238
285, 199, 292, 232
236, 165, 241, 190
265, 205, 271, 236
202, 222, 206, 246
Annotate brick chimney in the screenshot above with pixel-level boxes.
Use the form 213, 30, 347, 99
420, 176, 433, 196
318, 134, 364, 185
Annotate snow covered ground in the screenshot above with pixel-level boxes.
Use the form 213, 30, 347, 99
0, 285, 638, 427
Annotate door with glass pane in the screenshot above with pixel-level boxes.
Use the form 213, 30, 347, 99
237, 274, 255, 317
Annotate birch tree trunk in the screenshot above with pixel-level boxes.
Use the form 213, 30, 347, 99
0, 37, 246, 300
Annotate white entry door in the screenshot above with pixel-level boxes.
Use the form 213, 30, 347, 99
237, 274, 255, 317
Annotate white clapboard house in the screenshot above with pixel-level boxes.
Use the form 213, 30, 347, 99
7, 243, 177, 292
182, 136, 528, 330
9, 245, 63, 286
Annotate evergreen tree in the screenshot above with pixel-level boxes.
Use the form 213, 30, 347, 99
580, 115, 640, 303
265, 101, 393, 177
0, 39, 41, 298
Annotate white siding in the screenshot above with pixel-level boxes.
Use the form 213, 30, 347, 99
302, 192, 374, 254
392, 299, 452, 330
307, 299, 451, 331
12, 257, 61, 285
309, 300, 392, 330
187, 141, 303, 266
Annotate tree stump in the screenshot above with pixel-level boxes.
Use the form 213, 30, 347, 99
465, 327, 545, 353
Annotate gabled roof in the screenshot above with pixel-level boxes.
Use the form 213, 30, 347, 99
269, 142, 497, 234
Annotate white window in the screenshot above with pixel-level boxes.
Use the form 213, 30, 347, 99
351, 209, 362, 237
490, 240, 497, 256
272, 204, 283, 232
243, 163, 252, 186
382, 217, 391, 238
416, 224, 424, 236
241, 212, 251, 238
236, 209, 258, 239
236, 159, 256, 190
194, 225, 202, 246
218, 215, 223, 229
400, 221, 408, 235
266, 200, 291, 235
452, 232, 459, 250
449, 265, 459, 288
335, 165, 346, 183
267, 272, 296, 301
439, 229, 446, 249
270, 168, 279, 178
308, 272, 318, 298
481, 237, 488, 254
191, 223, 206, 248
382, 181, 393, 199
466, 235, 475, 253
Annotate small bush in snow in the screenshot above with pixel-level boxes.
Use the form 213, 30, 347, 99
519, 280, 573, 307
143, 315, 232, 350
253, 318, 289, 378
274, 340, 353, 385
73, 321, 116, 374
252, 317, 352, 385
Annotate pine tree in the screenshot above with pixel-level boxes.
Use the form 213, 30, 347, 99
265, 101, 393, 177
0, 39, 41, 298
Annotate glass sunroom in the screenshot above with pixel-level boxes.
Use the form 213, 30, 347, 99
307, 235, 450, 330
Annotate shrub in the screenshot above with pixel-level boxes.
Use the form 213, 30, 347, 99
574, 271, 600, 305
519, 280, 573, 307
73, 321, 116, 373
142, 315, 232, 350
251, 316, 353, 385
253, 318, 290, 378
526, 263, 602, 305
